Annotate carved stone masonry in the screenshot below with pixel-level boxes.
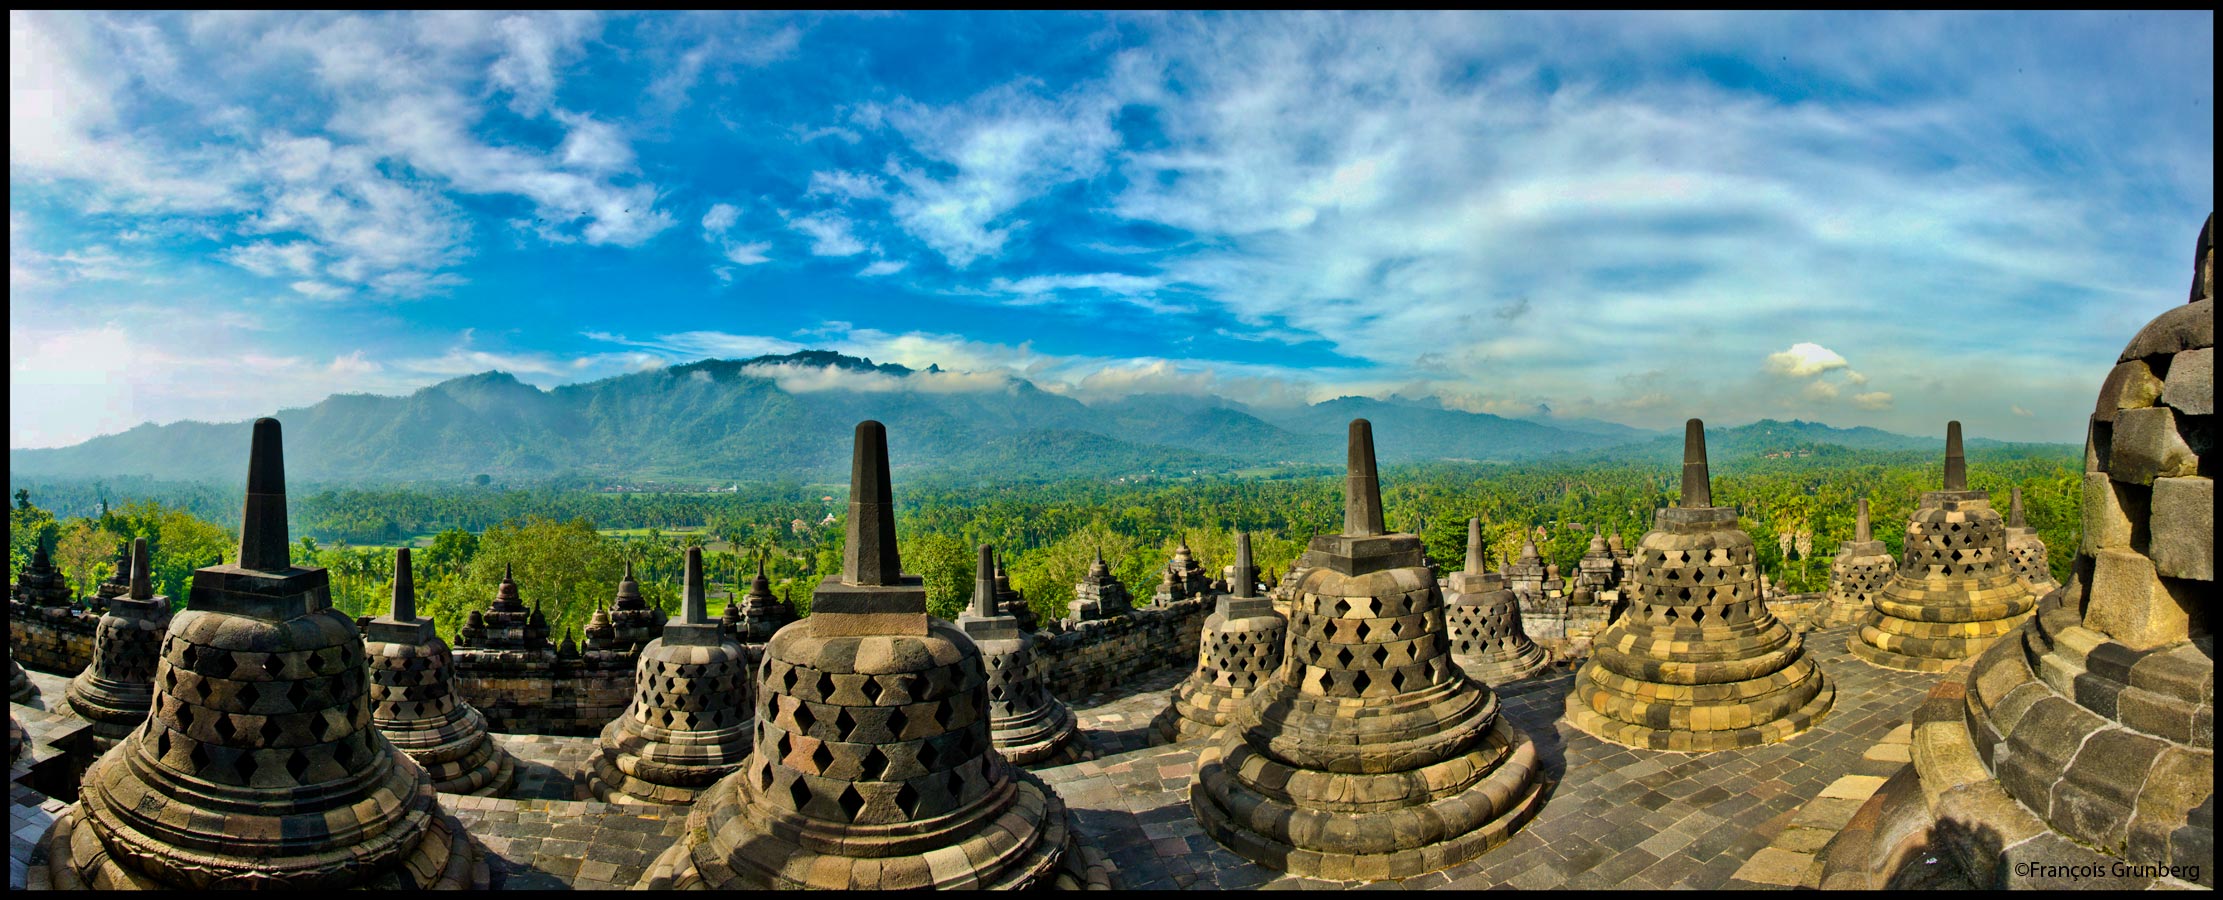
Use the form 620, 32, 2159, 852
1818, 499, 1895, 628
66, 538, 171, 752
962, 544, 1083, 766
1445, 518, 1552, 685
364, 547, 516, 796
589, 545, 755, 805
1154, 531, 1289, 744
1192, 419, 1546, 880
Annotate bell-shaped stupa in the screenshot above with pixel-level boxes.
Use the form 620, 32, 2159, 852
2001, 487, 2062, 596
1445, 518, 1552, 684
65, 538, 171, 751
641, 421, 1107, 888
43, 418, 486, 889
1819, 213, 2213, 890
961, 544, 1083, 765
1850, 422, 2038, 671
1819, 499, 1895, 628
365, 548, 515, 796
1191, 420, 1546, 879
589, 545, 755, 805
94, 543, 132, 609
1153, 532, 1289, 744
1565, 419, 1835, 751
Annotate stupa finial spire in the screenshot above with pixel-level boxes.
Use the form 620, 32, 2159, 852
390, 547, 416, 622
1856, 498, 1872, 542
1464, 517, 1486, 575
1679, 418, 1712, 508
843, 420, 900, 585
1343, 418, 1386, 536
1943, 420, 1967, 490
972, 544, 999, 617
2009, 487, 2027, 528
1232, 531, 1256, 598
128, 537, 153, 600
681, 546, 708, 624
237, 417, 292, 571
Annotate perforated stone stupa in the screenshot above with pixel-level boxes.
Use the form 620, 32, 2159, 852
589, 545, 755, 805
1818, 499, 1894, 628
641, 421, 1108, 889
2002, 487, 2062, 596
1565, 419, 1835, 752
961, 544, 1083, 766
1068, 549, 1133, 624
1152, 532, 1288, 744
1445, 518, 1552, 685
1819, 213, 2213, 890
1191, 419, 1546, 880
42, 417, 486, 889
1850, 421, 2037, 671
364, 547, 515, 796
65, 538, 170, 751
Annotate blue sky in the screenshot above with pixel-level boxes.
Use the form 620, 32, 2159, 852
10, 11, 2214, 448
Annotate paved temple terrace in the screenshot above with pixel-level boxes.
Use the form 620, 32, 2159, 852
20, 621, 1924, 890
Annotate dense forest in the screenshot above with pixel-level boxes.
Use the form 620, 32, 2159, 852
11, 442, 2081, 647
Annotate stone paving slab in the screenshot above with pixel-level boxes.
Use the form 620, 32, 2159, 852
1035, 623, 1937, 890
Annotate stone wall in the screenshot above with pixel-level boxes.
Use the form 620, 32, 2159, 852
1518, 591, 1828, 662
1035, 594, 1212, 699
447, 648, 639, 737
8, 604, 97, 676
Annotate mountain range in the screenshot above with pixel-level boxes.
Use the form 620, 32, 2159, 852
7, 351, 2051, 486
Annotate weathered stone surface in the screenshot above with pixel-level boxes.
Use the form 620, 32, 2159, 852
1852, 423, 2035, 671
2161, 346, 2213, 415
2110, 406, 2199, 485
2084, 548, 2193, 650
2080, 472, 2144, 554
2148, 476, 2213, 581
367, 548, 516, 797
2094, 359, 2166, 423
2121, 297, 2214, 361
963, 545, 1083, 766
588, 547, 754, 806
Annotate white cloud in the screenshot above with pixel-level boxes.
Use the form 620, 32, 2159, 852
1852, 391, 1894, 410
288, 279, 351, 300
1765, 343, 1851, 378
2011, 404, 2033, 417
723, 242, 772, 266
859, 260, 907, 277
701, 203, 740, 235
1802, 379, 1841, 401
785, 210, 870, 257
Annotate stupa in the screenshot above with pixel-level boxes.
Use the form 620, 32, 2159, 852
1570, 533, 1617, 606
2002, 487, 2062, 596
1819, 213, 2212, 889
12, 537, 72, 608
65, 538, 171, 751
1850, 422, 2037, 671
1067, 548, 1133, 624
990, 551, 1037, 632
962, 544, 1083, 766
1445, 518, 1552, 684
1191, 419, 1546, 879
1818, 499, 1894, 628
589, 545, 755, 805
42, 417, 486, 889
1152, 532, 1288, 744
1151, 537, 1212, 607
94, 543, 132, 608
732, 554, 795, 643
463, 564, 550, 651
1565, 419, 1835, 752
364, 548, 516, 796
1504, 538, 1547, 603
640, 421, 1108, 888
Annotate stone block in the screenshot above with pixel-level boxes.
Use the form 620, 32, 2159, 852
2149, 477, 2213, 581
2161, 347, 2213, 415
2079, 474, 2143, 555
2095, 359, 2166, 423
2110, 407, 2199, 485
2084, 549, 2191, 651
2122, 298, 2214, 361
